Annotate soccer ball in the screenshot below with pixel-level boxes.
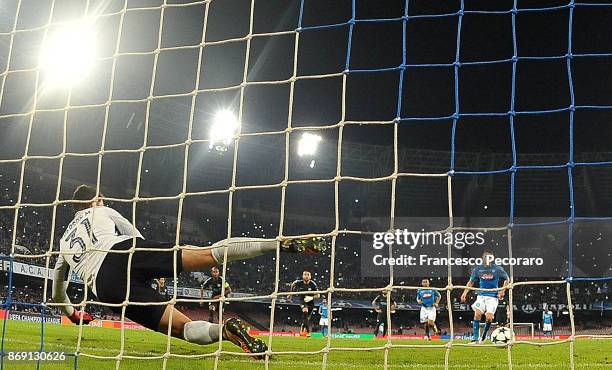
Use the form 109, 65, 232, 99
490, 327, 514, 344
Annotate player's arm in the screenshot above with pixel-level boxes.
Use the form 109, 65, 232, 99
416, 290, 422, 305
107, 207, 144, 238
372, 297, 381, 313
498, 279, 509, 300
202, 277, 211, 291
497, 267, 510, 300
434, 290, 442, 307
311, 282, 320, 299
51, 255, 93, 325
288, 280, 297, 300
460, 276, 476, 303
200, 277, 212, 304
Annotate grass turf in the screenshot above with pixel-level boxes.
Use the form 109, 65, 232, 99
0, 321, 610, 369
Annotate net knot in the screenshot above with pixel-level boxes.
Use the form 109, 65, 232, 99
566, 52, 574, 60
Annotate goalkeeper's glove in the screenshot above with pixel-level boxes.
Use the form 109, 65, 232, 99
68, 309, 93, 325
303, 296, 314, 303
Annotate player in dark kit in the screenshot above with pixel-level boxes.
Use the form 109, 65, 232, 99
290, 270, 320, 336
200, 266, 231, 323
372, 290, 397, 337
52, 185, 328, 359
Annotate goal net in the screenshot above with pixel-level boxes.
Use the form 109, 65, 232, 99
0, 0, 611, 369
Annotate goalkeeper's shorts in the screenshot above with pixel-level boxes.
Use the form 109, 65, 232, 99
95, 239, 183, 330
300, 302, 315, 313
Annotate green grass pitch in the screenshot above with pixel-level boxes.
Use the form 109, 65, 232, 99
0, 321, 610, 369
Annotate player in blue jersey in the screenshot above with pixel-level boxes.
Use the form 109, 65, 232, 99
542, 308, 554, 336
318, 298, 330, 337
460, 251, 509, 343
416, 278, 441, 341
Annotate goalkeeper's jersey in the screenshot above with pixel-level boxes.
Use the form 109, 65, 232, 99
291, 279, 317, 304
55, 206, 143, 295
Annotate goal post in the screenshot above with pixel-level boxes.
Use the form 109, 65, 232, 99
512, 323, 535, 340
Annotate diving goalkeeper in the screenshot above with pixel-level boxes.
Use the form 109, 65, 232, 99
52, 185, 326, 359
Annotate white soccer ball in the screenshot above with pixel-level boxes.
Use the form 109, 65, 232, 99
490, 327, 514, 345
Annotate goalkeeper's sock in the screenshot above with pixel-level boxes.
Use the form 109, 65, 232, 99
481, 321, 492, 341
211, 238, 277, 264
472, 320, 480, 341
183, 320, 220, 345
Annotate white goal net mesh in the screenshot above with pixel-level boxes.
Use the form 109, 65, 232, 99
0, 0, 610, 369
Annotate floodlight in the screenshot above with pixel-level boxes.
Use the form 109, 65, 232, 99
297, 132, 322, 157
39, 19, 97, 87
209, 109, 238, 152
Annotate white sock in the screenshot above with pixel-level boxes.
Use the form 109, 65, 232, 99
183, 321, 220, 345
211, 238, 278, 264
